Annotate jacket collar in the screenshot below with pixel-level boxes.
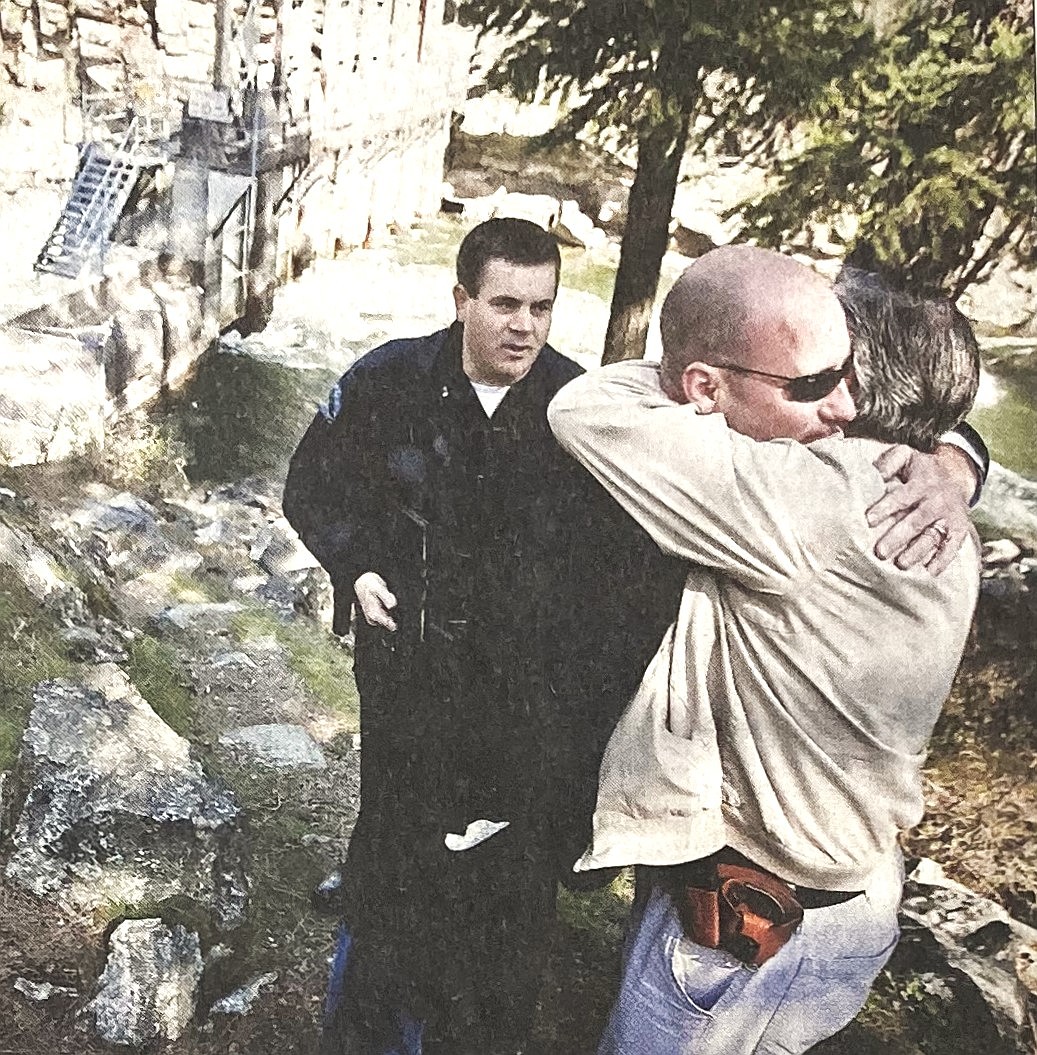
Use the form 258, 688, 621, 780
431, 322, 555, 411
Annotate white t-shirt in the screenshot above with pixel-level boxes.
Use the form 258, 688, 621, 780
469, 380, 510, 417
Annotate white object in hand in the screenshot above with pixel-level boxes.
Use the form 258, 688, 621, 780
444, 819, 510, 852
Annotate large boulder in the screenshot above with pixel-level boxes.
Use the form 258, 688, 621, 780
5, 668, 249, 929
0, 325, 107, 466
85, 918, 203, 1045
959, 257, 1037, 338
973, 462, 1037, 551
900, 858, 1037, 1053
0, 517, 74, 605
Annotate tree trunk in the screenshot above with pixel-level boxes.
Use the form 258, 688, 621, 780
601, 106, 690, 365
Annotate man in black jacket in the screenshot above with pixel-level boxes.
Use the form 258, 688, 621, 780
284, 218, 681, 1055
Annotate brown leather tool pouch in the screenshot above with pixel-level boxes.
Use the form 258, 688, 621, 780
671, 862, 804, 968
673, 884, 722, 950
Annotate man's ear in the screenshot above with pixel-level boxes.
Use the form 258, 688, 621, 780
452, 283, 470, 321
680, 363, 721, 414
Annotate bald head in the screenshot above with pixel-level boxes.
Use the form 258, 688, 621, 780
658, 246, 856, 443
659, 246, 847, 399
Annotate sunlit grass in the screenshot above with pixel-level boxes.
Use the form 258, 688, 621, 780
0, 580, 74, 770
230, 609, 360, 730
124, 634, 197, 739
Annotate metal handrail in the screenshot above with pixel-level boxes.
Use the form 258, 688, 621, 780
68, 115, 142, 267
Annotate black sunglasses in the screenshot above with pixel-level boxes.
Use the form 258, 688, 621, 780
714, 354, 854, 403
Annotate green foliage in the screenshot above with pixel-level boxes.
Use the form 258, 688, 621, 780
464, 0, 1033, 311
460, 0, 876, 359
467, 0, 865, 150
124, 633, 196, 738
740, 0, 1035, 295
231, 610, 360, 728
97, 412, 189, 500
0, 580, 74, 771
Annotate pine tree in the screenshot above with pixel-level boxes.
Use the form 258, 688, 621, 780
463, 0, 869, 362
740, 0, 1036, 297
462, 0, 1035, 358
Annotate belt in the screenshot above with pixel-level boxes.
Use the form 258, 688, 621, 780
661, 848, 863, 911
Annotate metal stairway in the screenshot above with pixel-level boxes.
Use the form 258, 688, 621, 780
35, 118, 144, 279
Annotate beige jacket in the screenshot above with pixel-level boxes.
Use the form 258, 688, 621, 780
548, 361, 979, 891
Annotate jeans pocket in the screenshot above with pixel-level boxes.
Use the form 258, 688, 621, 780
668, 935, 751, 1017
759, 933, 898, 1054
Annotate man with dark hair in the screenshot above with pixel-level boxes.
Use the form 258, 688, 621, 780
284, 217, 584, 1054
549, 246, 983, 1055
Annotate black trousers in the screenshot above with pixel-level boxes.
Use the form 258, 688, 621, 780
320, 818, 557, 1055
324, 633, 559, 1054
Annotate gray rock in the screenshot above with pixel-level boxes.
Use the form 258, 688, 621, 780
210, 477, 280, 511
959, 257, 1037, 337
290, 566, 334, 626
973, 462, 1037, 550
983, 538, 1024, 566
209, 971, 278, 1015
902, 858, 1037, 1051
219, 724, 327, 770
251, 517, 321, 575
209, 651, 258, 670
156, 601, 245, 631
5, 677, 249, 929
553, 200, 606, 250
671, 224, 718, 259
59, 625, 129, 664
86, 919, 202, 1045
117, 571, 185, 621
0, 518, 71, 602
493, 190, 561, 229
67, 491, 160, 534
231, 572, 270, 595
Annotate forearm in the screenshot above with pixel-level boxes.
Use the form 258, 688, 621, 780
548, 362, 826, 588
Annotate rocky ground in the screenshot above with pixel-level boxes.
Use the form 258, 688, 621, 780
0, 224, 1035, 1054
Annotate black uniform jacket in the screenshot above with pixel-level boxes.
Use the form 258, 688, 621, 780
283, 324, 684, 883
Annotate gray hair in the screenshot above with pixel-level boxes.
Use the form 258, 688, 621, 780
835, 270, 980, 452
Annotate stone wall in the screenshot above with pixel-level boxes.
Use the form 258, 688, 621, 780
0, 0, 475, 464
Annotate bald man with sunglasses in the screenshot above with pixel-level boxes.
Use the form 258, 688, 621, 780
548, 246, 983, 1055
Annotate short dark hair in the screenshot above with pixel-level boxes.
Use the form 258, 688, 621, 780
455, 218, 561, 295
836, 270, 980, 452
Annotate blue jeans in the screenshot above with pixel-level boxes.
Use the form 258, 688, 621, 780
599, 882, 899, 1055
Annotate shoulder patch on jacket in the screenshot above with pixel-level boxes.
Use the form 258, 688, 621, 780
320, 381, 343, 422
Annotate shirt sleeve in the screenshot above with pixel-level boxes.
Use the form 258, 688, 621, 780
547, 360, 862, 594
939, 422, 989, 507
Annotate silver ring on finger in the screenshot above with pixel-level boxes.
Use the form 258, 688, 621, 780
924, 519, 951, 547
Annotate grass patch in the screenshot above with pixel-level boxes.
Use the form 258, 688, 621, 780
230, 609, 360, 729
124, 634, 197, 738
169, 568, 232, 603
0, 579, 75, 770
202, 759, 334, 981
535, 874, 633, 1052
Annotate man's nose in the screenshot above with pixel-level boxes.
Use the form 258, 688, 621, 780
509, 305, 534, 331
820, 378, 857, 424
